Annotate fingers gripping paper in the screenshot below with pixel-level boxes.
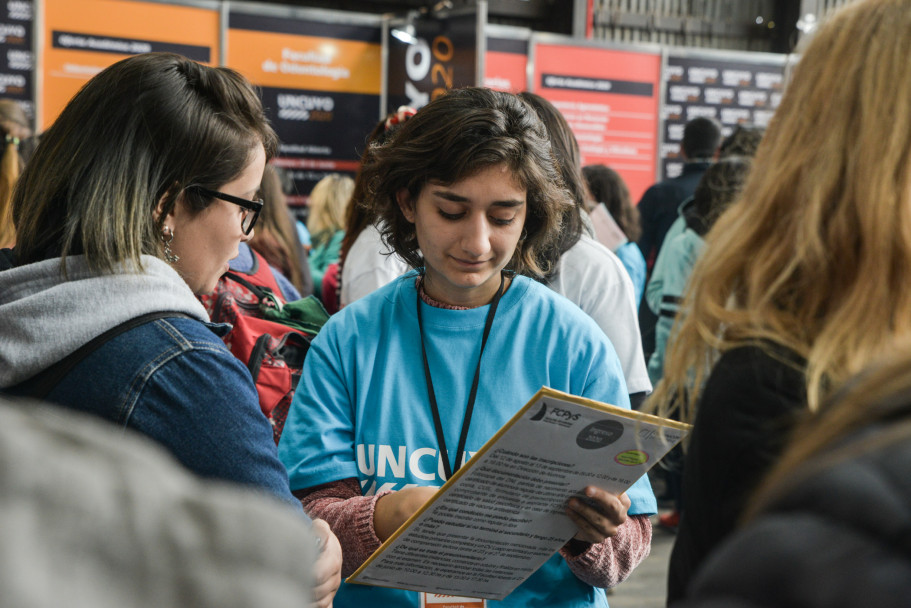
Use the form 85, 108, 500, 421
347, 387, 690, 600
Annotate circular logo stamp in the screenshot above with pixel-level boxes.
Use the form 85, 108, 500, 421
614, 450, 649, 466
575, 419, 624, 449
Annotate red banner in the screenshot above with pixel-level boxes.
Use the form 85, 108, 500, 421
532, 42, 661, 203
484, 36, 527, 93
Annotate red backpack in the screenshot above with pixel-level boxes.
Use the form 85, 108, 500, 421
199, 250, 329, 443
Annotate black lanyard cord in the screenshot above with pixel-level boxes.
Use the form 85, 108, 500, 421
416, 271, 506, 480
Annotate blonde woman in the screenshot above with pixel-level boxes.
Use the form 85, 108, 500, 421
306, 173, 353, 300
647, 0, 911, 601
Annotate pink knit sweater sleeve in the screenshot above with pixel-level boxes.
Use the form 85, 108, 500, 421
294, 478, 393, 578
558, 514, 653, 588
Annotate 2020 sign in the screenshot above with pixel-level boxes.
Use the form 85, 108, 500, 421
405, 34, 454, 109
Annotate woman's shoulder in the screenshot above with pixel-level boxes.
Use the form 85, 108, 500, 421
324, 272, 419, 328
703, 343, 807, 415
115, 315, 231, 359
615, 240, 645, 264
510, 276, 610, 336
554, 234, 631, 288
712, 343, 804, 379
311, 229, 342, 249
683, 439, 911, 608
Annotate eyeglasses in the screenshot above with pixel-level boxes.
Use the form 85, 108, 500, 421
196, 187, 263, 235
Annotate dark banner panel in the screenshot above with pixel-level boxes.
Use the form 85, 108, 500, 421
51, 30, 210, 62
386, 11, 478, 112
533, 41, 662, 204
260, 86, 379, 198
229, 11, 380, 43
0, 0, 33, 126
227, 10, 382, 205
661, 54, 785, 179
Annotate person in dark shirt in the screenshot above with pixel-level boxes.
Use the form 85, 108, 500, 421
675, 348, 911, 608
636, 116, 721, 271
636, 117, 721, 361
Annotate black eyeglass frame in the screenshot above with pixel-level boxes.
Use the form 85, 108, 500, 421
196, 187, 264, 235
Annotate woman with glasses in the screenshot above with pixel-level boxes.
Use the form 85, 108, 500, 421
0, 53, 340, 608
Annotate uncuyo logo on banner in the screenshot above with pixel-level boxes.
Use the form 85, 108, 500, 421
276, 92, 335, 123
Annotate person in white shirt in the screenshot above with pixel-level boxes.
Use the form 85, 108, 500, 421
517, 92, 651, 405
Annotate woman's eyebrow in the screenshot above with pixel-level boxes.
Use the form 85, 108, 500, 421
431, 189, 525, 207
431, 189, 469, 202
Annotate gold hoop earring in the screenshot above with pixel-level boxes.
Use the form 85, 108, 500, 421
161, 226, 180, 263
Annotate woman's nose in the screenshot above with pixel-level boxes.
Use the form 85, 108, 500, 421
459, 214, 491, 257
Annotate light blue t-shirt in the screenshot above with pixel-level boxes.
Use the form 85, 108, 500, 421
614, 241, 646, 308
279, 273, 656, 608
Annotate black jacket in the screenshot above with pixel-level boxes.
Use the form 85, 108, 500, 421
674, 422, 911, 607
667, 344, 806, 603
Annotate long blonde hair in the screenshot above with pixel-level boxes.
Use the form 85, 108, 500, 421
306, 174, 353, 237
0, 135, 21, 248
650, 0, 911, 422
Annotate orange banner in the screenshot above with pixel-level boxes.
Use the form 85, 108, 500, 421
227, 30, 381, 95
42, 0, 219, 129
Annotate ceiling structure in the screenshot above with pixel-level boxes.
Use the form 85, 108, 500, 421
237, 0, 802, 52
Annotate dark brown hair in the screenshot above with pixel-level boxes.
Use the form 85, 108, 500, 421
360, 87, 573, 277
249, 164, 307, 293
13, 52, 278, 272
582, 164, 641, 242
516, 92, 586, 276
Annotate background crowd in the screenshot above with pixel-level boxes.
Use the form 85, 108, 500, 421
1, 1, 910, 606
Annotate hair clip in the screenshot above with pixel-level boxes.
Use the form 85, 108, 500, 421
384, 106, 417, 132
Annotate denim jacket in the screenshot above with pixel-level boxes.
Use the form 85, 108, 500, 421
0, 252, 303, 512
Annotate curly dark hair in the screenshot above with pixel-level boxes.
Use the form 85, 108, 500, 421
359, 87, 573, 277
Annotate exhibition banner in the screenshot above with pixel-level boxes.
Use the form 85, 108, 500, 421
532, 40, 661, 203
386, 9, 479, 113
0, 0, 33, 125
661, 52, 785, 179
41, 0, 218, 129
228, 11, 382, 203
484, 35, 527, 93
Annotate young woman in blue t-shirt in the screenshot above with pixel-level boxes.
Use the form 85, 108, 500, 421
278, 87, 656, 608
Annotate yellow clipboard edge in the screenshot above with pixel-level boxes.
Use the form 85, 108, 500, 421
346, 386, 691, 585
537, 387, 693, 433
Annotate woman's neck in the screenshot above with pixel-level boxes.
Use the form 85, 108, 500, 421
419, 272, 510, 309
